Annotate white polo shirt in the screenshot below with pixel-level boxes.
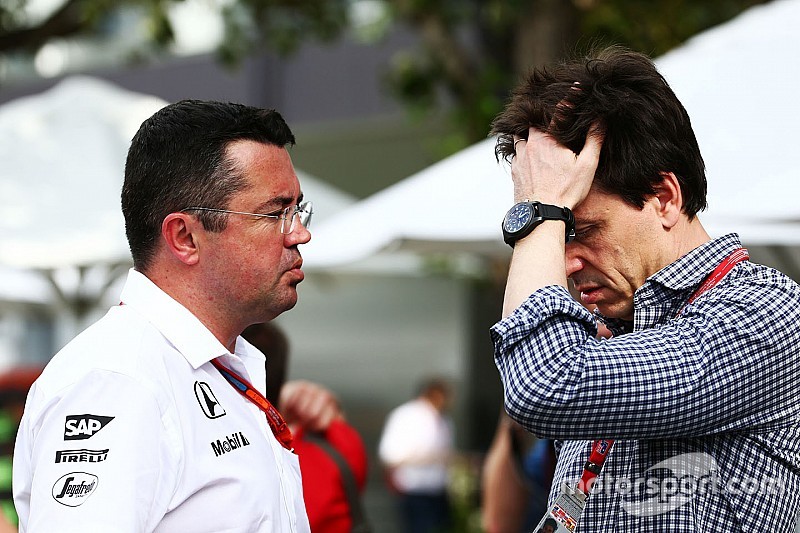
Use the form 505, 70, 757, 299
378, 398, 453, 494
13, 269, 310, 533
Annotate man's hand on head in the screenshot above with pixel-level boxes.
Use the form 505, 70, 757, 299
512, 126, 603, 209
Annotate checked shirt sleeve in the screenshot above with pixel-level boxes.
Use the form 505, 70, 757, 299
491, 280, 800, 441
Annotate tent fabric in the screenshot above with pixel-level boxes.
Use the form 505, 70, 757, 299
0, 76, 166, 270
654, 0, 800, 237
0, 76, 355, 272
303, 138, 512, 268
304, 0, 800, 268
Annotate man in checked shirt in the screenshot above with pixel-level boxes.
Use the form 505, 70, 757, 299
489, 46, 800, 531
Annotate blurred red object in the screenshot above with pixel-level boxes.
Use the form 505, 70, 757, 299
0, 367, 42, 395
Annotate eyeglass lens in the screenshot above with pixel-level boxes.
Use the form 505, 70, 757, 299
281, 202, 313, 234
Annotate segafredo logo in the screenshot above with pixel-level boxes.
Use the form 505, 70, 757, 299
211, 431, 250, 457
64, 414, 114, 440
52, 472, 99, 507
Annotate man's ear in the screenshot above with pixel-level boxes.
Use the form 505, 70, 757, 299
652, 172, 683, 229
161, 213, 201, 265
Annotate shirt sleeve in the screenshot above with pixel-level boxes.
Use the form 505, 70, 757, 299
491, 282, 800, 440
14, 369, 180, 532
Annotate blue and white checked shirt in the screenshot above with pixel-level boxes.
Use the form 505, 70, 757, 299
492, 234, 800, 531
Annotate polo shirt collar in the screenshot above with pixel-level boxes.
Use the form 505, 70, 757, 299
119, 269, 230, 369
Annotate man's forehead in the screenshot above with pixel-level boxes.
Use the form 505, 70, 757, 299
227, 141, 300, 205
572, 192, 605, 224
572, 186, 625, 224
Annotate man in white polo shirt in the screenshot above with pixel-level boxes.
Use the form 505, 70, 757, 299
13, 100, 314, 532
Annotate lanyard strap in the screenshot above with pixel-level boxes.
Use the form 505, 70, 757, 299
577, 247, 749, 494
211, 358, 294, 451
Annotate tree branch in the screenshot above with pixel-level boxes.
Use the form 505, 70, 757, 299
0, 0, 87, 54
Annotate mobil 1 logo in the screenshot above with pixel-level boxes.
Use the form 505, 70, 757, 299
64, 414, 114, 440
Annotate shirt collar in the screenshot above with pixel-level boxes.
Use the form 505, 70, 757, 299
597, 233, 744, 334
645, 232, 744, 293
119, 269, 231, 369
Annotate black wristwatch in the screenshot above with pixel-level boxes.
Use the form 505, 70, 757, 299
501, 201, 576, 247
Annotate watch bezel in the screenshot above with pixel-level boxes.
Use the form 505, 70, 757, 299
502, 202, 535, 234
502, 201, 575, 247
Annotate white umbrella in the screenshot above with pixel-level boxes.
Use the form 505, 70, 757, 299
0, 76, 353, 269
304, 0, 800, 269
0, 265, 50, 305
0, 76, 356, 313
0, 76, 166, 270
654, 0, 800, 242
303, 138, 511, 268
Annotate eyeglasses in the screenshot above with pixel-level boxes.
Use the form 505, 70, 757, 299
182, 200, 313, 234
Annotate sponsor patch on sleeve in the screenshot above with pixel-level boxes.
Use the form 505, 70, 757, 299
52, 472, 99, 506
64, 414, 114, 440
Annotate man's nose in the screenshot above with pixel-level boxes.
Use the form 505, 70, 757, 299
285, 220, 311, 246
565, 245, 582, 278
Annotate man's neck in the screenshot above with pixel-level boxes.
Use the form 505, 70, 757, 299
143, 263, 241, 353
672, 215, 712, 260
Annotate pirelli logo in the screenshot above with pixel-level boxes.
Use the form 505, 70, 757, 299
55, 449, 109, 464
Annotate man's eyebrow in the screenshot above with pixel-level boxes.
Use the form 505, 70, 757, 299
253, 192, 304, 213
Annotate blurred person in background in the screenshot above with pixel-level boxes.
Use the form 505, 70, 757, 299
242, 322, 370, 533
480, 411, 553, 533
14, 100, 313, 532
378, 377, 454, 533
481, 306, 608, 533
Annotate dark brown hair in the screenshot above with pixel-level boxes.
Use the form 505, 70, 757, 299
122, 100, 295, 272
491, 46, 706, 216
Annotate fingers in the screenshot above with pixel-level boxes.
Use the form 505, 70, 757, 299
577, 123, 603, 168
278, 379, 343, 432
509, 125, 601, 207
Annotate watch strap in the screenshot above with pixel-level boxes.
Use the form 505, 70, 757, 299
535, 203, 576, 243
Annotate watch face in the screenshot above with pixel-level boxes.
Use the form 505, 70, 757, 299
503, 203, 533, 233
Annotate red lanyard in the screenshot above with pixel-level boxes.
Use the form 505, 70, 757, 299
211, 358, 294, 451
577, 247, 749, 494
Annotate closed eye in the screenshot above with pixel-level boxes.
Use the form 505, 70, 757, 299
264, 208, 286, 217
573, 225, 597, 241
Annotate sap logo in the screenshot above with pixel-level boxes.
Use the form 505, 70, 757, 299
195, 381, 226, 419
55, 449, 109, 464
211, 432, 250, 457
64, 415, 114, 441
52, 472, 99, 507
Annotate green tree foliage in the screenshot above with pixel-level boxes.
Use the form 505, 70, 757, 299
0, 0, 771, 151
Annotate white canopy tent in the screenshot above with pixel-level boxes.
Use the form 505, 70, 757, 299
0, 77, 166, 270
0, 76, 357, 317
304, 0, 800, 272
655, 0, 800, 244
0, 76, 167, 325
